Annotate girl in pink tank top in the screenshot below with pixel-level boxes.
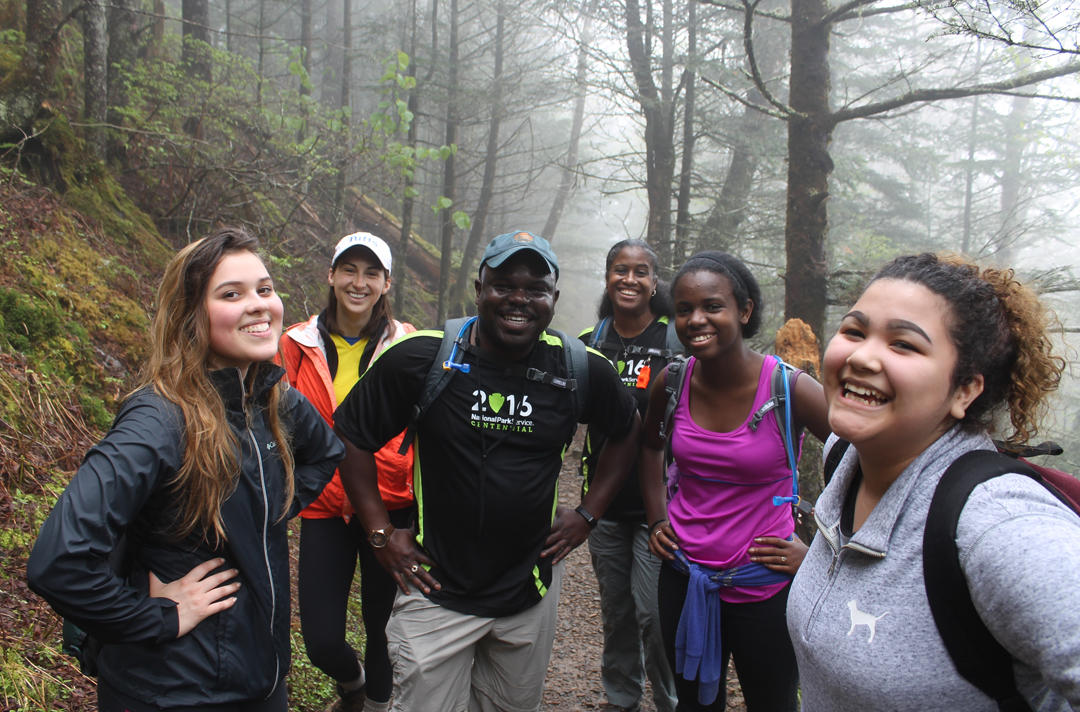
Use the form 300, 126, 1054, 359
639, 252, 830, 712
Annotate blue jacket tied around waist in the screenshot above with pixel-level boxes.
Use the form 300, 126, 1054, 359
668, 548, 791, 705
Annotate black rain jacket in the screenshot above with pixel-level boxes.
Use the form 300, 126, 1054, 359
27, 364, 344, 707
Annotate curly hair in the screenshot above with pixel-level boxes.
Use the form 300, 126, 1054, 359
671, 251, 764, 338
871, 252, 1064, 444
596, 239, 675, 320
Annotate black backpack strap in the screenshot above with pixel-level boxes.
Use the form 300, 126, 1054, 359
552, 328, 589, 421
660, 357, 686, 443
823, 439, 852, 487
588, 317, 682, 360
664, 316, 684, 357
397, 317, 471, 455
749, 359, 800, 435
660, 357, 687, 471
923, 450, 1039, 712
461, 334, 581, 394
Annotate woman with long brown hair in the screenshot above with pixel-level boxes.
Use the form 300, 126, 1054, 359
28, 227, 344, 711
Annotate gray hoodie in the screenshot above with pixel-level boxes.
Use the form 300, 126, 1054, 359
788, 427, 1080, 712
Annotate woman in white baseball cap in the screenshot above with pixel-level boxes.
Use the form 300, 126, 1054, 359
281, 232, 416, 712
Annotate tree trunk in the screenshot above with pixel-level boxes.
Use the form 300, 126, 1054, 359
436, 0, 460, 325
673, 0, 695, 265
106, 0, 138, 160
181, 0, 211, 82
83, 0, 108, 161
542, 0, 592, 243
657, 0, 675, 271
699, 4, 785, 254
150, 0, 166, 60
993, 91, 1031, 265
0, 0, 62, 137
321, 0, 344, 107
333, 0, 354, 234
706, 126, 762, 252
783, 0, 833, 342
450, 5, 505, 316
625, 0, 676, 271
256, 0, 268, 104
396, 0, 438, 317
297, 0, 312, 142
225, 0, 233, 52
960, 94, 979, 256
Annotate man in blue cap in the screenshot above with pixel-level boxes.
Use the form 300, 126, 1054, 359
335, 231, 640, 711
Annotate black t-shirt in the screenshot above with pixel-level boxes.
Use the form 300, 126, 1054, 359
579, 316, 676, 523
334, 325, 637, 617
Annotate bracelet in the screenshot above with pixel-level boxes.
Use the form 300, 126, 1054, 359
649, 518, 669, 536
575, 505, 599, 529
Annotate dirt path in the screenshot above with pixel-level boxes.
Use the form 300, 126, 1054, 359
542, 429, 747, 711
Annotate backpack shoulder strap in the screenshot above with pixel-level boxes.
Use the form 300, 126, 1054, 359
923, 450, 1039, 712
589, 318, 608, 350
766, 358, 810, 512
823, 439, 852, 487
769, 360, 802, 469
397, 317, 472, 455
550, 328, 589, 422
661, 357, 687, 469
663, 316, 684, 357
660, 357, 687, 442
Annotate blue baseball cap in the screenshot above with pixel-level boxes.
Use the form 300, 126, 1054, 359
479, 231, 559, 278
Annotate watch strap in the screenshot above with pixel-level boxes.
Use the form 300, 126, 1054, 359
575, 505, 599, 529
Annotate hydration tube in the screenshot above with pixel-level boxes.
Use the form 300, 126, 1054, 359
443, 317, 476, 373
772, 360, 811, 515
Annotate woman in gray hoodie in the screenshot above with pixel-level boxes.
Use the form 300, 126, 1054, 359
788, 253, 1079, 711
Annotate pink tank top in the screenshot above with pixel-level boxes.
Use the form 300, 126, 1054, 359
668, 355, 799, 603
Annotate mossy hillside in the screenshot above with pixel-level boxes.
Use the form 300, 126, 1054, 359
0, 158, 168, 417
38, 113, 173, 268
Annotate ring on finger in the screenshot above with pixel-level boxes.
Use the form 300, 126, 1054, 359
781, 556, 787, 563
410, 564, 419, 573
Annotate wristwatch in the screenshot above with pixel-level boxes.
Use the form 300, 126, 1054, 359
368, 525, 395, 548
575, 505, 599, 529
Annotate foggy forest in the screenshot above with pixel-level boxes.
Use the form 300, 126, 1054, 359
2, 0, 1080, 706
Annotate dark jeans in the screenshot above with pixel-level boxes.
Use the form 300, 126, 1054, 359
657, 562, 798, 712
98, 676, 287, 711
298, 507, 413, 704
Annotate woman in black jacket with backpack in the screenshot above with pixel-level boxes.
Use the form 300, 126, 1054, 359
28, 227, 343, 711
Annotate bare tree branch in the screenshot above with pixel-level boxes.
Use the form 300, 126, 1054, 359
996, 91, 1080, 103
818, 0, 880, 28
740, 0, 799, 116
829, 59, 1080, 124
694, 0, 791, 23
830, 1, 938, 23
699, 74, 796, 120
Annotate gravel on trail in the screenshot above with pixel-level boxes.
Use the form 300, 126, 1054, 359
542, 428, 747, 711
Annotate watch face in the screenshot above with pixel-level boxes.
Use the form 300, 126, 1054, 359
369, 530, 390, 548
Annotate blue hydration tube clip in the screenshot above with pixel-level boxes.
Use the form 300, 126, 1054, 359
442, 317, 476, 373
772, 359, 801, 510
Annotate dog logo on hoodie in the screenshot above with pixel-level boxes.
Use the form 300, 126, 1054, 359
847, 599, 888, 643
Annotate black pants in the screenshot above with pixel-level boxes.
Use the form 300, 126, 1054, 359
657, 563, 798, 712
298, 507, 413, 704
98, 676, 287, 712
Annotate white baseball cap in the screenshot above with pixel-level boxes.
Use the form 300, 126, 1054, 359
331, 232, 393, 274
